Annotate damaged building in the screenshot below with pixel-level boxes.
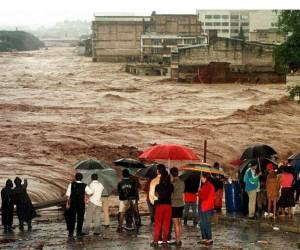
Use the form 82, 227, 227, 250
91, 12, 203, 63
171, 31, 286, 83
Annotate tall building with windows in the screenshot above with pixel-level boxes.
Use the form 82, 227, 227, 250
197, 10, 250, 40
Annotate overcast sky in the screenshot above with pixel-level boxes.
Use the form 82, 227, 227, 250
0, 0, 298, 26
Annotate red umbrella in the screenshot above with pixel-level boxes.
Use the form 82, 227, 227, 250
139, 144, 200, 161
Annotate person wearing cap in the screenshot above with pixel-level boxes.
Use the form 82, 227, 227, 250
266, 163, 280, 218
243, 162, 261, 219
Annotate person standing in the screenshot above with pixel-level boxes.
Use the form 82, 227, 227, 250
170, 167, 185, 247
65, 173, 92, 237
198, 173, 215, 246
243, 162, 260, 219
13, 177, 37, 231
116, 169, 137, 233
1, 179, 14, 232
151, 169, 174, 248
277, 166, 295, 218
266, 163, 280, 218
83, 173, 104, 235
183, 174, 199, 226
143, 179, 154, 223
101, 190, 111, 229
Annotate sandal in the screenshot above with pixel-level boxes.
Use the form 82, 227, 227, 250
198, 239, 208, 244
205, 240, 213, 245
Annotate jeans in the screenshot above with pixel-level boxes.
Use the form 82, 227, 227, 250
147, 199, 154, 223
183, 202, 197, 224
198, 209, 213, 240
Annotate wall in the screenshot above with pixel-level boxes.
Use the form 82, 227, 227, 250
249, 30, 287, 44
92, 20, 145, 62
178, 37, 274, 68
150, 15, 202, 35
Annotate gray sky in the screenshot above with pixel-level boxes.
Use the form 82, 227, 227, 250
0, 0, 298, 26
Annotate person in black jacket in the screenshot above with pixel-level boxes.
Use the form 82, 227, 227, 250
1, 179, 14, 232
13, 177, 37, 231
65, 173, 92, 237
116, 169, 137, 232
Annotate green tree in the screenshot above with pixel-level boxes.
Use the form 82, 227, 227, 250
275, 10, 300, 71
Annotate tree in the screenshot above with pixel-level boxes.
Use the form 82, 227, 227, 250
275, 10, 300, 72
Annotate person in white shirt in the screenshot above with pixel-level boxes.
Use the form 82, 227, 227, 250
65, 173, 93, 237
82, 173, 104, 235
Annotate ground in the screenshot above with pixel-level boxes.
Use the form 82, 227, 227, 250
0, 216, 299, 250
0, 47, 300, 202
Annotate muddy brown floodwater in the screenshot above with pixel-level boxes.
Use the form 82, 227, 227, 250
0, 47, 300, 202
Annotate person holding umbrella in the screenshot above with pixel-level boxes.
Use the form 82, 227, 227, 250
243, 162, 261, 219
198, 173, 215, 246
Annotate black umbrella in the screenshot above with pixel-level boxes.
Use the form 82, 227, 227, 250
73, 159, 110, 170
113, 158, 146, 169
288, 153, 300, 161
135, 164, 158, 179
240, 144, 277, 160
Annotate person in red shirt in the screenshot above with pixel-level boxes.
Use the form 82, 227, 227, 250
198, 173, 215, 246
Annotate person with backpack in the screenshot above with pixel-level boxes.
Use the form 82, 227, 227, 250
65, 173, 92, 237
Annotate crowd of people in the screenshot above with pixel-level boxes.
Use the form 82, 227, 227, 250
1, 177, 37, 232
1, 158, 299, 248
243, 159, 299, 219
63, 164, 218, 247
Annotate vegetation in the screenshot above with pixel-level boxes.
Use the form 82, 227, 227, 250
275, 10, 300, 72
287, 85, 300, 102
0, 31, 44, 52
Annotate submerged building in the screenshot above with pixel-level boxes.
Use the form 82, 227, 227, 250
171, 31, 286, 83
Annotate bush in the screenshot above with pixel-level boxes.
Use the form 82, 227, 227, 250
287, 85, 300, 102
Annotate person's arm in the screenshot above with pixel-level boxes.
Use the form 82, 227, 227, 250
23, 179, 28, 189
149, 179, 157, 205
66, 183, 71, 197
85, 185, 93, 196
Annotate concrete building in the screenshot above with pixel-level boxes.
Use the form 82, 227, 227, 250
171, 32, 286, 83
249, 10, 279, 32
249, 28, 287, 44
92, 12, 202, 62
92, 15, 150, 62
197, 10, 250, 40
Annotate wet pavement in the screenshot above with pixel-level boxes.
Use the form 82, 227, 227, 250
0, 216, 299, 250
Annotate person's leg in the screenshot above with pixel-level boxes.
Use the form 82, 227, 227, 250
173, 218, 180, 242
247, 190, 257, 218
94, 205, 102, 234
267, 198, 271, 215
198, 209, 207, 240
68, 207, 76, 236
183, 202, 190, 225
102, 197, 110, 227
161, 205, 172, 243
83, 202, 95, 234
147, 200, 154, 223
204, 211, 213, 241
76, 204, 85, 235
153, 205, 163, 242
192, 202, 198, 225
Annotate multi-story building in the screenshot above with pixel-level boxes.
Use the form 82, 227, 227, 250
197, 10, 250, 40
92, 12, 203, 62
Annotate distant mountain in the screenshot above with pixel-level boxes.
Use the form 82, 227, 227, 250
0, 31, 44, 52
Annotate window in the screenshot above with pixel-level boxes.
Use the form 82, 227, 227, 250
241, 15, 248, 20
214, 22, 221, 26
222, 29, 229, 33
222, 22, 229, 26
213, 15, 221, 19
205, 15, 212, 19
241, 22, 249, 27
152, 39, 161, 46
222, 15, 229, 19
231, 22, 239, 26
231, 15, 239, 19
205, 22, 213, 26
231, 29, 239, 33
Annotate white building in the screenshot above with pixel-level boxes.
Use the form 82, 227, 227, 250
249, 10, 279, 32
197, 10, 250, 40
